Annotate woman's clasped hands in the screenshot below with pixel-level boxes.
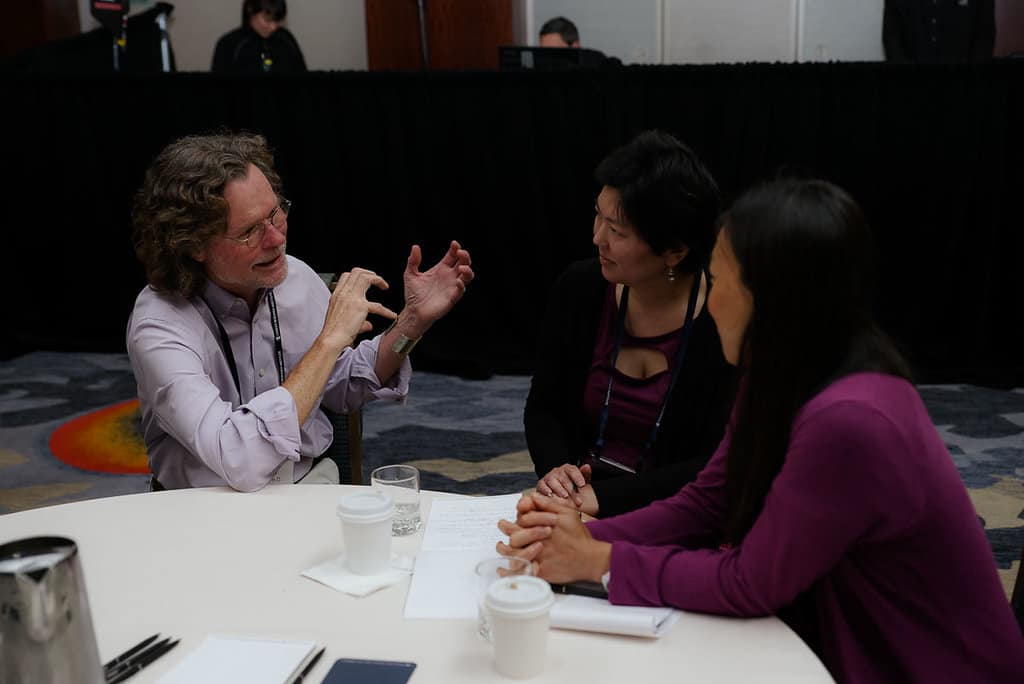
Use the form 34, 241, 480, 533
536, 463, 600, 517
496, 492, 611, 585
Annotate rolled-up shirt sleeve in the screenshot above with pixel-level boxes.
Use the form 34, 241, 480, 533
244, 386, 303, 458
320, 333, 411, 414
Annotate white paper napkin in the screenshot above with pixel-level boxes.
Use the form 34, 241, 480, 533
301, 553, 414, 597
550, 595, 680, 638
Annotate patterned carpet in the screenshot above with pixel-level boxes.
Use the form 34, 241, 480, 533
1, 352, 1021, 597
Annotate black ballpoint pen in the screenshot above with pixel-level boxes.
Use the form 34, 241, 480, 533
106, 637, 171, 679
291, 646, 325, 684
106, 638, 180, 684
104, 634, 160, 672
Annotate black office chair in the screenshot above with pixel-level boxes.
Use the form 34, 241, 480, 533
316, 272, 365, 484
321, 408, 363, 484
1012, 544, 1024, 635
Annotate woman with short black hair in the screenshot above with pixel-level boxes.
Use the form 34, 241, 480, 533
525, 130, 735, 518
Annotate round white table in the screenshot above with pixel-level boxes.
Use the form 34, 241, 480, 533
0, 487, 833, 682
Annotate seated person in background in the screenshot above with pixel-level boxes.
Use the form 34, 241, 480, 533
128, 132, 473, 491
525, 130, 735, 518
501, 178, 1024, 682
212, 0, 306, 73
539, 16, 580, 48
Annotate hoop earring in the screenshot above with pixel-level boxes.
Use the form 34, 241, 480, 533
666, 265, 676, 282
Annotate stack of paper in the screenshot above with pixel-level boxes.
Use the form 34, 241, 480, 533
157, 635, 317, 684
550, 595, 679, 638
403, 493, 522, 619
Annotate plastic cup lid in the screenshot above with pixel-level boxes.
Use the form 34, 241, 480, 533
336, 490, 394, 523
485, 576, 554, 618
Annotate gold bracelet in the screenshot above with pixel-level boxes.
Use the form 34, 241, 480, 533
391, 333, 420, 356
383, 318, 420, 356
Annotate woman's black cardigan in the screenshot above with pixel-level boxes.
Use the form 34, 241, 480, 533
524, 258, 736, 517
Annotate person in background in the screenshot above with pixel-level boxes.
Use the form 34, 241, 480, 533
883, 0, 995, 62
525, 130, 734, 519
128, 132, 473, 491
212, 0, 306, 73
500, 178, 1024, 682
539, 16, 580, 48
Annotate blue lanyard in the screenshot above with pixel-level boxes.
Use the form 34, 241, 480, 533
204, 289, 286, 402
590, 270, 703, 473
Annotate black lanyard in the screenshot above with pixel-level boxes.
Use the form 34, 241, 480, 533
590, 270, 703, 474
204, 289, 286, 402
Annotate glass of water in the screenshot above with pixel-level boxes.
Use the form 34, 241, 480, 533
474, 556, 533, 641
370, 464, 421, 536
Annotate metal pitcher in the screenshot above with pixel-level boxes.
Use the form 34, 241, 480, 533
0, 537, 103, 684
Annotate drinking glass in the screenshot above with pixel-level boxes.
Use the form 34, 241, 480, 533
370, 464, 421, 536
474, 556, 533, 641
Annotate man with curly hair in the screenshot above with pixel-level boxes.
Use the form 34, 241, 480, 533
127, 132, 474, 491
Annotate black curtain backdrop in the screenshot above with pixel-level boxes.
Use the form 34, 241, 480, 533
5, 62, 1022, 387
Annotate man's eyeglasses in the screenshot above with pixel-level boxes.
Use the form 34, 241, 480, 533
221, 198, 291, 247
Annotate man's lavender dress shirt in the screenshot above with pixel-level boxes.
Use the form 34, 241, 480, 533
588, 372, 1024, 682
127, 255, 410, 491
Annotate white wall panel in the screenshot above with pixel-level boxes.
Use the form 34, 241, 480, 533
664, 0, 797, 64
287, 0, 366, 71
799, 0, 884, 62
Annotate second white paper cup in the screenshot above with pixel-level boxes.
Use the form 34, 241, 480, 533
485, 575, 554, 679
336, 490, 394, 575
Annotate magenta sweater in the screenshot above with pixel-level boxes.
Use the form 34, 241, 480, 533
588, 372, 1024, 682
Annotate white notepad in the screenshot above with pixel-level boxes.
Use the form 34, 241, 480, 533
157, 635, 317, 684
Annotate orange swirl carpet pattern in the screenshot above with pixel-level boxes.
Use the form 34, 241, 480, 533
49, 399, 148, 474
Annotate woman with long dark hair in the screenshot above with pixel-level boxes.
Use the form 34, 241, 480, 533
500, 179, 1024, 682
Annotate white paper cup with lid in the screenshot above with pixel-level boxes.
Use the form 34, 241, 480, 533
484, 575, 555, 678
336, 490, 394, 575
